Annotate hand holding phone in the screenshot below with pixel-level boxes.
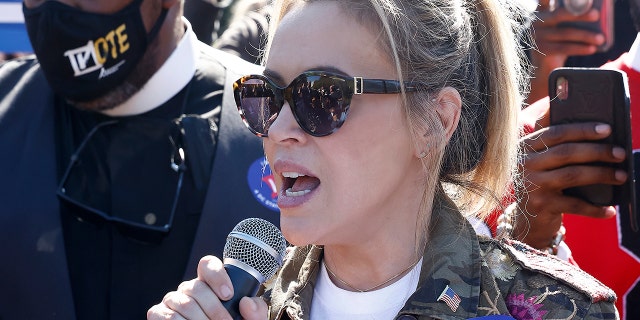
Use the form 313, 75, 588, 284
548, 67, 637, 230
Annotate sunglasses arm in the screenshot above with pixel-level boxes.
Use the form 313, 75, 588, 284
355, 77, 417, 94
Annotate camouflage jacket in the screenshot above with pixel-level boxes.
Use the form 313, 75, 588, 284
263, 196, 618, 320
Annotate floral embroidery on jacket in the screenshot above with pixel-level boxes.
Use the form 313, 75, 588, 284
483, 248, 518, 281
506, 293, 548, 320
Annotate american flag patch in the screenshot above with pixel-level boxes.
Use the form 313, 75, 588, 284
437, 285, 461, 312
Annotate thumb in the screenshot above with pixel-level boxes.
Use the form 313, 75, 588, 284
239, 296, 269, 320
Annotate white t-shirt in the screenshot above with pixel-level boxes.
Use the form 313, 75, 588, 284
310, 258, 423, 320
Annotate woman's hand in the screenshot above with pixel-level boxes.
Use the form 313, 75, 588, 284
147, 255, 269, 320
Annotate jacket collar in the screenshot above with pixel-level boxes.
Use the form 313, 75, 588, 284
267, 193, 484, 319
397, 194, 482, 319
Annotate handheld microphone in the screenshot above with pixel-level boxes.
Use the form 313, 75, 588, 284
221, 218, 287, 319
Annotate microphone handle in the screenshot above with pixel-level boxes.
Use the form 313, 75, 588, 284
221, 264, 261, 320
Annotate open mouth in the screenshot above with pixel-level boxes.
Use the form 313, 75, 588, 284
282, 172, 320, 197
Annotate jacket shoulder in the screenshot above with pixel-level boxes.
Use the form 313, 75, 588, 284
196, 41, 264, 76
0, 56, 54, 106
0, 55, 42, 85
480, 237, 616, 304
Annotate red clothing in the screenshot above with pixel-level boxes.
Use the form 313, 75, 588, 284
519, 54, 640, 320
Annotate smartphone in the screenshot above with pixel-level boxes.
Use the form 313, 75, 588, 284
554, 0, 614, 52
548, 67, 637, 231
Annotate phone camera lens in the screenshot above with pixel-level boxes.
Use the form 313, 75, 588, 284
564, 0, 593, 15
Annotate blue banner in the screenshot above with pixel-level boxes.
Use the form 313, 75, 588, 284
0, 0, 32, 52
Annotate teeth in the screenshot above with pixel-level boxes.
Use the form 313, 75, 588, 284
282, 172, 305, 178
285, 188, 311, 197
282, 172, 311, 197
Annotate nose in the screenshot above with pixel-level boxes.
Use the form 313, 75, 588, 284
267, 101, 307, 144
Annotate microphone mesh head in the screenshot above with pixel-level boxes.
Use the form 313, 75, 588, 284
223, 218, 287, 280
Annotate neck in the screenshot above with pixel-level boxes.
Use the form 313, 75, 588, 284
322, 235, 426, 292
324, 253, 422, 292
320, 178, 434, 292
101, 16, 194, 117
625, 32, 640, 72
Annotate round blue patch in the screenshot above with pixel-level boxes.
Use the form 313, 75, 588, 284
247, 157, 280, 212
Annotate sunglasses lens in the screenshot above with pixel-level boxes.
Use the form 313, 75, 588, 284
236, 77, 281, 136
292, 74, 348, 137
235, 73, 352, 137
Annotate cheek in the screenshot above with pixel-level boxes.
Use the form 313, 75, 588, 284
325, 105, 414, 182
139, 0, 161, 31
345, 97, 412, 149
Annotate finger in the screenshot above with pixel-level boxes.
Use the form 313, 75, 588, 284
535, 8, 600, 25
147, 303, 188, 320
522, 191, 616, 219
534, 27, 604, 47
563, 204, 617, 218
197, 256, 234, 302
521, 122, 611, 152
523, 143, 626, 171
160, 291, 209, 320
533, 40, 599, 57
239, 297, 269, 320
177, 279, 231, 319
516, 194, 614, 249
527, 165, 627, 192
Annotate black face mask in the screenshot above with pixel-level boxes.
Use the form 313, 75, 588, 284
23, 0, 167, 101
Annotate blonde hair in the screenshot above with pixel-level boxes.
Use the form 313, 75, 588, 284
266, 0, 528, 220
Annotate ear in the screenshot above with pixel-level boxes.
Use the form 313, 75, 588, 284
435, 87, 462, 143
414, 87, 461, 158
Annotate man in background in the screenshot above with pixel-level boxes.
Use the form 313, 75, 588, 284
0, 0, 279, 319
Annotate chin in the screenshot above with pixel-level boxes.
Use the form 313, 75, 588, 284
67, 81, 139, 111
68, 50, 157, 111
280, 217, 317, 247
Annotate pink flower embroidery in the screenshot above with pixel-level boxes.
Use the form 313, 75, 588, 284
506, 293, 548, 320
